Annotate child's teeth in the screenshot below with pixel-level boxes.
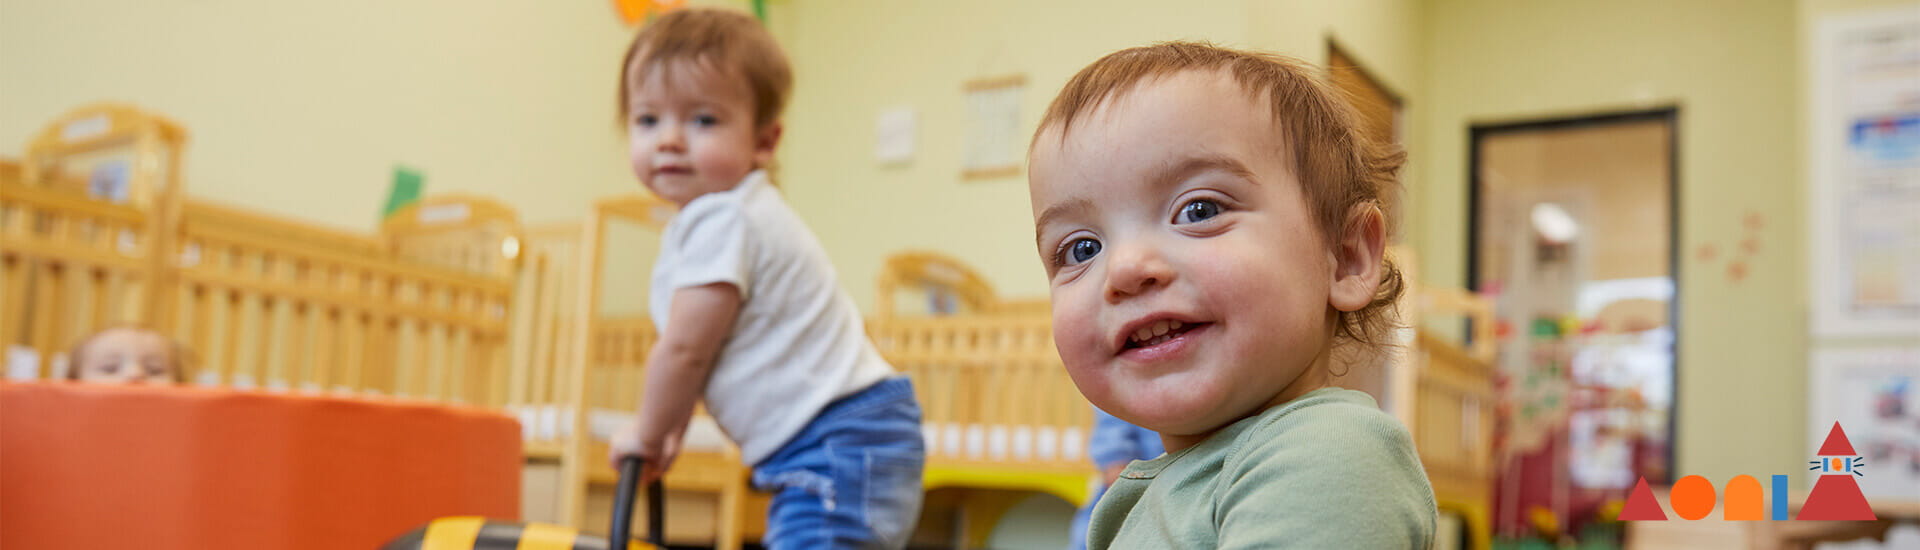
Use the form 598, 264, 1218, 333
1129, 320, 1197, 347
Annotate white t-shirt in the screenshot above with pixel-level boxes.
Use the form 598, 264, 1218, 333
649, 170, 895, 464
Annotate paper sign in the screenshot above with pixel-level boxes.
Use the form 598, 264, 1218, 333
61, 114, 110, 142
875, 107, 917, 165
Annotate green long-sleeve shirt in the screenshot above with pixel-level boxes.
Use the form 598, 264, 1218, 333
1087, 388, 1436, 549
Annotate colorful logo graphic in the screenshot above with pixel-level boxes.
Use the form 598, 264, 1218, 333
1618, 422, 1877, 521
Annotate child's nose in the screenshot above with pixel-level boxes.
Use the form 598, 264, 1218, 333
118, 358, 148, 383
656, 124, 686, 152
1103, 243, 1175, 301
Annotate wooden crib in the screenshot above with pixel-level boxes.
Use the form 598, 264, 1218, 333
2, 103, 520, 405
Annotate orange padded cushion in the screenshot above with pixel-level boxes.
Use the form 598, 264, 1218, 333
1, 381, 520, 549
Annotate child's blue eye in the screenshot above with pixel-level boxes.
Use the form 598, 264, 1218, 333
694, 115, 720, 127
1060, 238, 1102, 266
635, 114, 658, 127
1177, 199, 1221, 224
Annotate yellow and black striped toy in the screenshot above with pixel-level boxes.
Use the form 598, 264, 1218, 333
379, 516, 652, 550
383, 458, 662, 550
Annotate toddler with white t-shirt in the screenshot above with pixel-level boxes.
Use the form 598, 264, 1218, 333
605, 8, 925, 549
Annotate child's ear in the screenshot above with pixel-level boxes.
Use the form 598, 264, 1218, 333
753, 122, 784, 168
1328, 203, 1387, 313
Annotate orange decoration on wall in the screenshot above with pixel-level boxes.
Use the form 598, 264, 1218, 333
1693, 210, 1768, 284
613, 0, 686, 26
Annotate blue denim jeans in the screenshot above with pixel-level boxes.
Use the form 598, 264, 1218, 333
751, 377, 925, 549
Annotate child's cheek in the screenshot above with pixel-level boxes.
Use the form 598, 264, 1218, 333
1052, 290, 1110, 393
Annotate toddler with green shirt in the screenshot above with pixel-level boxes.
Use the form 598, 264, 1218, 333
1027, 41, 1436, 549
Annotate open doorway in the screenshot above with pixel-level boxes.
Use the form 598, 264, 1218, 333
1468, 109, 1679, 544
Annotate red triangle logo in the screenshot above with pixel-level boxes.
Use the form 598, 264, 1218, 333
1618, 477, 1668, 521
1797, 474, 1877, 520
1817, 422, 1858, 456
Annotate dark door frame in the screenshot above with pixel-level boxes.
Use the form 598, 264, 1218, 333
1466, 106, 1681, 484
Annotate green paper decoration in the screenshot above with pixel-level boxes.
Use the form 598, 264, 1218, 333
382, 166, 423, 220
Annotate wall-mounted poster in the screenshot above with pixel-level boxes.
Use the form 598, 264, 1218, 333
962, 75, 1025, 181
1809, 6, 1920, 337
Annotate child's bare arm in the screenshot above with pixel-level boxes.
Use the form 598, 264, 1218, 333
612, 282, 741, 484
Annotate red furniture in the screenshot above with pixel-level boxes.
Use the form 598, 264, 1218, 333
1, 381, 520, 549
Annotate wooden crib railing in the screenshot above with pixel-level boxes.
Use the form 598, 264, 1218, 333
169, 199, 514, 401
2, 103, 184, 379
869, 314, 1093, 501
3, 103, 520, 409
0, 176, 158, 378
0, 180, 520, 403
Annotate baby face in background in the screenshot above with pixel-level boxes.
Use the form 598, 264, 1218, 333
71, 327, 180, 384
625, 58, 779, 207
1029, 69, 1341, 444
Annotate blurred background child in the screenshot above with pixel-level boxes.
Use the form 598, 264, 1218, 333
66, 325, 187, 385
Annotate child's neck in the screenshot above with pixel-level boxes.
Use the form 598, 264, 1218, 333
1157, 354, 1333, 453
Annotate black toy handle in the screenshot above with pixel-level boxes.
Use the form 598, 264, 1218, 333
610, 456, 665, 548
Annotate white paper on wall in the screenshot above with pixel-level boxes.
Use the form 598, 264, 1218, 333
1810, 7, 1920, 337
963, 83, 1022, 173
875, 107, 917, 165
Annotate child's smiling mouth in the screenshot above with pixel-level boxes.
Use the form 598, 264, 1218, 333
1116, 316, 1213, 361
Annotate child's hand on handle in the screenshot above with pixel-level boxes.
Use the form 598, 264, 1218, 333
610, 418, 686, 486
610, 282, 740, 486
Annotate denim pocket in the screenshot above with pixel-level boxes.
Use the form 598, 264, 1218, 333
852, 445, 924, 549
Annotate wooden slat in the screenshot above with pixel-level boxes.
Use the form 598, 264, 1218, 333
0, 182, 145, 225
174, 269, 505, 333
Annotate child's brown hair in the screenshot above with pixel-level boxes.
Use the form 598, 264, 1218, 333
617, 8, 793, 129
1034, 41, 1405, 346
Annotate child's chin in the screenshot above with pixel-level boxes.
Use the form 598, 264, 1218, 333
1129, 391, 1253, 432
1119, 401, 1215, 433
